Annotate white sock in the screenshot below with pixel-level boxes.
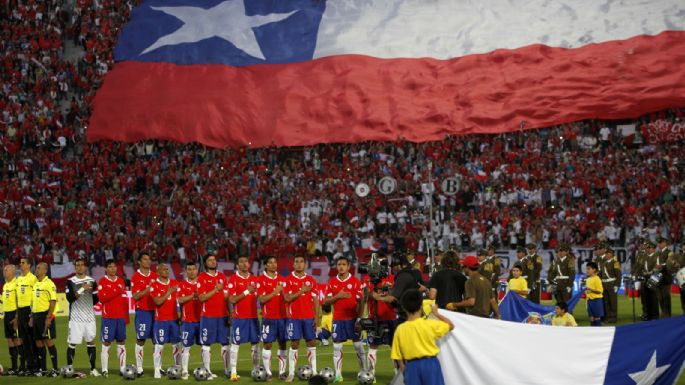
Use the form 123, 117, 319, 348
288, 348, 298, 376
101, 345, 109, 373
277, 349, 287, 375
307, 347, 317, 374
153, 345, 163, 372
182, 347, 191, 373
201, 346, 211, 372
262, 349, 272, 375
229, 345, 239, 375
117, 344, 127, 372
333, 343, 343, 376
353, 341, 366, 370
173, 343, 183, 366
367, 348, 377, 374
135, 344, 144, 372
251, 344, 259, 366
221, 345, 230, 375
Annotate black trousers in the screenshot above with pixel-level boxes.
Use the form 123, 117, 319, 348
17, 307, 37, 370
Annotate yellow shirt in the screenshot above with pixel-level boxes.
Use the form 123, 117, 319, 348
586, 275, 603, 300
2, 278, 18, 312
552, 312, 577, 327
508, 277, 528, 298
32, 277, 57, 314
321, 313, 332, 331
391, 318, 450, 361
16, 272, 37, 308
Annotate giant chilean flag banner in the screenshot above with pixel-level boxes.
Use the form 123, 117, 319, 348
89, 0, 685, 148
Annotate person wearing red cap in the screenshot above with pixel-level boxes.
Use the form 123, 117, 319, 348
446, 256, 500, 319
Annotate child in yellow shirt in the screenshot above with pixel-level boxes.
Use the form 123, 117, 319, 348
551, 301, 577, 327
507, 264, 529, 298
585, 262, 604, 326
391, 289, 454, 385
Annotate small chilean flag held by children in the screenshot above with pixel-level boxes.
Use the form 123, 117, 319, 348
89, 0, 685, 148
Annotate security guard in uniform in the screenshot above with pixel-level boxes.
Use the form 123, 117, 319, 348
666, 241, 685, 314
634, 241, 659, 320
16, 257, 38, 374
631, 240, 650, 320
478, 248, 501, 300
547, 244, 575, 303
597, 247, 622, 323
655, 237, 673, 318
32, 262, 59, 376
2, 264, 20, 374
523, 243, 543, 304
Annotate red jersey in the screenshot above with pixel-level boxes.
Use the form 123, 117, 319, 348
362, 275, 396, 321
97, 276, 129, 319
131, 269, 158, 311
257, 272, 286, 319
284, 273, 318, 319
197, 271, 228, 317
326, 274, 364, 321
178, 279, 202, 323
150, 278, 178, 321
228, 273, 258, 319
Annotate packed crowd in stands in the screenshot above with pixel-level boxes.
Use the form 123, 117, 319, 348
1, 0, 684, 270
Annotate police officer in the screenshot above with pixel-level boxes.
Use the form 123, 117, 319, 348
666, 241, 685, 314
547, 244, 575, 303
631, 240, 650, 320
655, 237, 673, 318
634, 241, 659, 320
597, 247, 621, 323
523, 243, 543, 304
477, 248, 501, 300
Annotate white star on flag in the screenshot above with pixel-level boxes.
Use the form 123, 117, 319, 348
628, 351, 671, 385
140, 0, 296, 59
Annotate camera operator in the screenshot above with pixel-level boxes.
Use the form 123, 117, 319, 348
371, 253, 425, 322
362, 273, 396, 379
427, 251, 466, 311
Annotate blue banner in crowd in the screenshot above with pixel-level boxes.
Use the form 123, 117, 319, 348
500, 291, 583, 324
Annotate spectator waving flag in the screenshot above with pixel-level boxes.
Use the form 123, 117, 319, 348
90, 0, 685, 148
421, 311, 685, 385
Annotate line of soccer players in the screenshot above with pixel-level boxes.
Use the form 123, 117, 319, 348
95, 253, 392, 383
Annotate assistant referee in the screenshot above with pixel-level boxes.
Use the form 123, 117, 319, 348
16, 257, 37, 374
31, 262, 59, 376
2, 264, 20, 374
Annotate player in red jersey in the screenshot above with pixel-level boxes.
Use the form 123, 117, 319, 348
227, 255, 260, 382
150, 264, 180, 379
324, 256, 365, 382
257, 256, 288, 381
177, 262, 202, 380
197, 254, 230, 380
97, 259, 129, 377
364, 274, 396, 378
283, 255, 321, 382
131, 254, 158, 376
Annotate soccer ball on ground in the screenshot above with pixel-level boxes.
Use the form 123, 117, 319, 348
250, 365, 268, 381
61, 365, 75, 378
193, 367, 209, 381
297, 365, 314, 380
122, 365, 137, 380
167, 365, 182, 380
357, 369, 374, 385
319, 367, 335, 383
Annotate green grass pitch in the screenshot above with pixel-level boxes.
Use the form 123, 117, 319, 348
1, 295, 683, 384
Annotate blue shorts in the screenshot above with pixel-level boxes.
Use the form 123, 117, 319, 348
287, 319, 316, 341
200, 316, 230, 345
153, 320, 180, 345
332, 319, 360, 342
101, 318, 126, 343
260, 318, 287, 343
587, 298, 604, 318
231, 318, 260, 345
181, 322, 201, 347
404, 356, 445, 385
317, 328, 331, 341
367, 320, 396, 346
135, 310, 155, 340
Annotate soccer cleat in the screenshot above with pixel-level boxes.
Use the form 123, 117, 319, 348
284, 373, 295, 383
7, 369, 18, 376
90, 368, 102, 377
181, 371, 189, 380
333, 374, 344, 383
136, 369, 144, 378
265, 373, 273, 382
278, 372, 287, 381
33, 370, 44, 377
207, 372, 218, 380
101, 371, 109, 378
230, 373, 240, 382
47, 369, 59, 377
